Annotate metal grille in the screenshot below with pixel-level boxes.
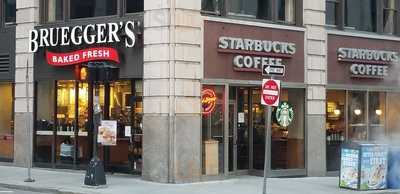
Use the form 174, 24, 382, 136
0, 54, 10, 73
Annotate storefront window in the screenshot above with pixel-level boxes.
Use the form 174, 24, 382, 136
369, 92, 386, 141
202, 85, 225, 175
277, 0, 295, 24
387, 92, 400, 142
126, 0, 144, 13
0, 83, 13, 161
345, 0, 377, 32
326, 0, 338, 25
5, 0, 16, 24
348, 91, 367, 141
44, 0, 64, 22
35, 81, 55, 163
326, 90, 346, 171
271, 89, 304, 170
253, 88, 305, 170
70, 0, 117, 19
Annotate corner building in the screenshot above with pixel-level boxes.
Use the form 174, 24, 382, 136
5, 0, 400, 183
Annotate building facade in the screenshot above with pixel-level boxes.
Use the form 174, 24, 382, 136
0, 0, 399, 183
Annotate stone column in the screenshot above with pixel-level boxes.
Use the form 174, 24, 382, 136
13, 0, 39, 167
142, 0, 202, 183
304, 0, 327, 176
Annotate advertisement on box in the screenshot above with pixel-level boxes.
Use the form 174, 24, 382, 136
340, 148, 360, 189
360, 145, 388, 190
98, 120, 117, 146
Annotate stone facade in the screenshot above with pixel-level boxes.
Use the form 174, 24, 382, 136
304, 0, 327, 176
142, 0, 202, 183
13, 0, 39, 167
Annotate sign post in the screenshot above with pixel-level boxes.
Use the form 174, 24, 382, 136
261, 78, 281, 194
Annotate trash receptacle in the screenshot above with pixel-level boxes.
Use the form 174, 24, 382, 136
388, 146, 400, 189
204, 140, 219, 175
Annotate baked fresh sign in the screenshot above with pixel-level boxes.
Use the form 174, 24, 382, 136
28, 21, 137, 66
218, 37, 296, 72
338, 47, 399, 79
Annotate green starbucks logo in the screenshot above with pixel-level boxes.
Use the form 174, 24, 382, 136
276, 102, 294, 127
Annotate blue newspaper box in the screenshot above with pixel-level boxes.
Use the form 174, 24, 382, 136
339, 142, 388, 190
388, 146, 400, 189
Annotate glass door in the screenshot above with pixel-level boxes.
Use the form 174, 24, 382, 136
228, 87, 250, 172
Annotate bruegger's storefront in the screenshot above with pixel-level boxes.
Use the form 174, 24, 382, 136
326, 33, 400, 173
31, 17, 143, 174
202, 20, 306, 177
0, 25, 15, 163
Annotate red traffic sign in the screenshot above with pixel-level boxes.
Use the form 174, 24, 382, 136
261, 79, 280, 106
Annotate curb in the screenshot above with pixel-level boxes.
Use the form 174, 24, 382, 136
0, 183, 85, 194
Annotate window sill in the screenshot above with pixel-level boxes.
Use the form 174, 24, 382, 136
203, 15, 305, 32
327, 28, 400, 42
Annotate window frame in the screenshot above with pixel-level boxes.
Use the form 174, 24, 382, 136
0, 0, 16, 27
326, 0, 400, 36
40, 0, 143, 24
201, 0, 303, 26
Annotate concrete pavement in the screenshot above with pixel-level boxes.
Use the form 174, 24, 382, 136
0, 166, 398, 194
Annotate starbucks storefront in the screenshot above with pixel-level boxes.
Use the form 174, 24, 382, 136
201, 19, 306, 177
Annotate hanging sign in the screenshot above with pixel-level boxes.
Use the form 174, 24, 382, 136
202, 89, 217, 115
261, 79, 280, 107
46, 47, 120, 66
276, 102, 294, 127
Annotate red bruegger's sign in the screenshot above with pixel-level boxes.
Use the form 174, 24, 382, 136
46, 47, 120, 66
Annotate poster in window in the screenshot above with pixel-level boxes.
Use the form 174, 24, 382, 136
98, 120, 117, 146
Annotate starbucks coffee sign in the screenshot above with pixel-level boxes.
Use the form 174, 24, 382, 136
218, 37, 296, 72
276, 102, 294, 128
338, 47, 399, 79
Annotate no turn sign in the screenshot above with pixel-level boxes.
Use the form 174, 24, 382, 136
261, 79, 280, 106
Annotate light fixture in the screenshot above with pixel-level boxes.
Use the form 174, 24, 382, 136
334, 109, 341, 116
375, 109, 382, 116
354, 109, 362, 115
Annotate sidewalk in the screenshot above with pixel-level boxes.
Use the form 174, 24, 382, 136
0, 166, 398, 194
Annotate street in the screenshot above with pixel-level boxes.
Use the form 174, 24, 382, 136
0, 187, 48, 194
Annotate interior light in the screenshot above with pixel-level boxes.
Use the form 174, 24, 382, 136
354, 109, 362, 116
375, 109, 382, 116
334, 109, 341, 115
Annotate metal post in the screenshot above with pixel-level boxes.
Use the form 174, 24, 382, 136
24, 60, 34, 182
262, 76, 275, 194
262, 105, 272, 194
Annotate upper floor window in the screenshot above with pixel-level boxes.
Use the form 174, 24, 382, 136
70, 0, 117, 19
326, 0, 400, 36
345, 0, 377, 32
126, 0, 143, 13
44, 0, 63, 22
326, 0, 338, 25
202, 0, 300, 25
42, 0, 143, 23
4, 0, 16, 24
383, 0, 398, 35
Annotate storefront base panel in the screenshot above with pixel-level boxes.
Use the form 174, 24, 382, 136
142, 114, 201, 183
13, 112, 33, 167
306, 115, 326, 177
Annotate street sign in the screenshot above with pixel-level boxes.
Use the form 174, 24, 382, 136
262, 64, 285, 77
261, 79, 280, 107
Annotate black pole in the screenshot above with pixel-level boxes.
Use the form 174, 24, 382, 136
84, 66, 106, 186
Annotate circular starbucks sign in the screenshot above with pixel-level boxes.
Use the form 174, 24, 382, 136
275, 102, 294, 127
